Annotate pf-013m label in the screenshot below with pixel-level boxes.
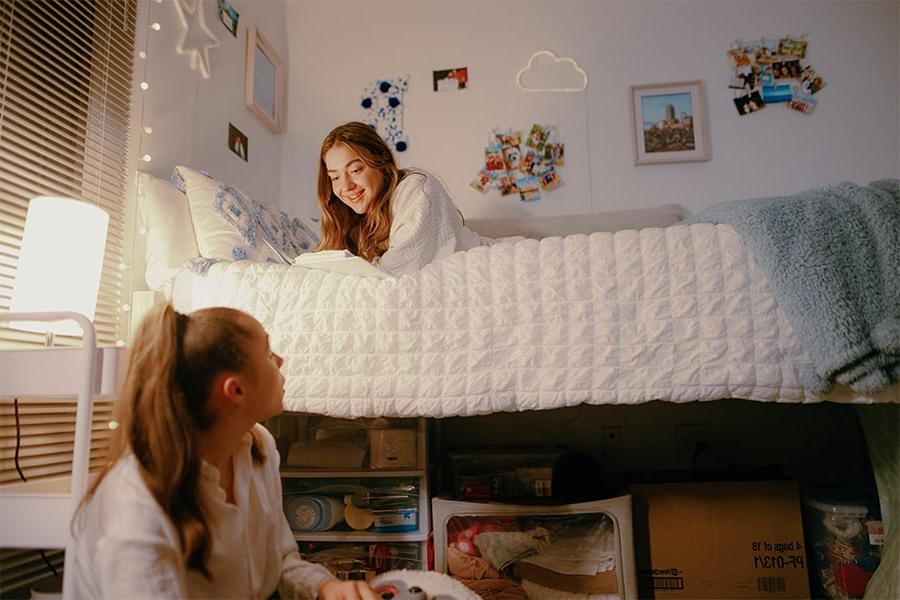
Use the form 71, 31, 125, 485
751, 540, 805, 570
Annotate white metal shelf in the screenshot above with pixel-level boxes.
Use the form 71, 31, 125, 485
0, 311, 123, 600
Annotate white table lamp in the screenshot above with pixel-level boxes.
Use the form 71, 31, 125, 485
9, 197, 109, 338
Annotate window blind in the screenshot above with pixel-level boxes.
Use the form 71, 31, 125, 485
0, 0, 136, 347
0, 0, 137, 595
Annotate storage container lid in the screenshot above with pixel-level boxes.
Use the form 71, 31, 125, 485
802, 496, 877, 517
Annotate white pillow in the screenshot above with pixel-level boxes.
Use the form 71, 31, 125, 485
172, 166, 320, 263
467, 204, 686, 239
139, 172, 199, 295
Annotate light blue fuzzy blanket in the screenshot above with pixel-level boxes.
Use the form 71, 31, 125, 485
688, 179, 900, 394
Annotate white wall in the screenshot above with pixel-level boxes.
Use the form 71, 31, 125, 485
282, 0, 899, 219
131, 0, 287, 205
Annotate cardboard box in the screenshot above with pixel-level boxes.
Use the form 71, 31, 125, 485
630, 481, 810, 599
369, 428, 417, 469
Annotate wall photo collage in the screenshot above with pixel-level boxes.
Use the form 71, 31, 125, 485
728, 36, 825, 116
470, 125, 566, 203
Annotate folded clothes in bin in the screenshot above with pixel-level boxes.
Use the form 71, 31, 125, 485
284, 494, 345, 531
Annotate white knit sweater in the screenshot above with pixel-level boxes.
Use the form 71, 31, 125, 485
375, 171, 492, 275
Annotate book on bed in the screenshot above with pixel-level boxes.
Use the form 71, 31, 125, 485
292, 250, 390, 279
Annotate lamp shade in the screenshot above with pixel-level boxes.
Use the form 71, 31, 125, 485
9, 197, 109, 336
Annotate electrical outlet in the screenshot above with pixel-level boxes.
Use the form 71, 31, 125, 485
674, 422, 711, 456
601, 426, 623, 458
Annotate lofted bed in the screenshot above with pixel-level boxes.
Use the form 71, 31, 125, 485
138, 168, 899, 598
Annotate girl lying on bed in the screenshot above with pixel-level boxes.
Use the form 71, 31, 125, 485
72, 303, 378, 600
318, 121, 493, 275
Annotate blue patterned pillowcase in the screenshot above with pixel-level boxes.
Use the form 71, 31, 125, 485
172, 166, 320, 263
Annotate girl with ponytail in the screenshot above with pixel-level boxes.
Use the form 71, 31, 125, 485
73, 303, 377, 599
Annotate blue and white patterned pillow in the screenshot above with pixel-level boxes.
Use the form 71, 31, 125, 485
174, 165, 320, 264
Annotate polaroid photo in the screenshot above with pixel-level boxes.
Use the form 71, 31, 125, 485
778, 37, 808, 59
800, 65, 825, 94
501, 145, 522, 171
498, 174, 518, 196
729, 66, 751, 90
727, 48, 752, 69
494, 128, 521, 147
516, 175, 541, 202
484, 145, 505, 171
733, 90, 765, 116
524, 124, 547, 151
551, 144, 564, 167
433, 67, 468, 92
521, 148, 539, 174
787, 93, 817, 115
761, 84, 793, 104
754, 38, 779, 64
217, 0, 239, 37
773, 60, 802, 80
538, 168, 560, 191
760, 66, 774, 87
470, 169, 493, 193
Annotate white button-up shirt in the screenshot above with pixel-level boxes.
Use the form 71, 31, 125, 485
72, 424, 333, 599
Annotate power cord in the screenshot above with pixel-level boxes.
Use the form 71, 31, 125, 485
13, 397, 61, 579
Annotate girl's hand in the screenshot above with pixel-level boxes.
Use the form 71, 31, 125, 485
318, 578, 379, 600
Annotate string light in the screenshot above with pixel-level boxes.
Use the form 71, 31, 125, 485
140, 81, 149, 90
150, 22, 161, 31
143, 126, 152, 134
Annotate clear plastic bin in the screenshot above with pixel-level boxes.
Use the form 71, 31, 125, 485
298, 541, 423, 579
802, 494, 883, 599
447, 446, 564, 500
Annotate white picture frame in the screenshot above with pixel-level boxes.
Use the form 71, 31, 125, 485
245, 26, 284, 134
630, 80, 709, 165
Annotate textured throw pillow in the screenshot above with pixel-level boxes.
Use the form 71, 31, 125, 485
139, 172, 200, 295
172, 165, 320, 263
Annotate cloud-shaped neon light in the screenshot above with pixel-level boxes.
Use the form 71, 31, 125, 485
516, 50, 588, 93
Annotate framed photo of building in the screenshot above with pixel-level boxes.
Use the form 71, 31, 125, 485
629, 80, 709, 165
245, 26, 284, 134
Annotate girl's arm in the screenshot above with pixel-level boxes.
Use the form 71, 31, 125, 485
376, 173, 443, 275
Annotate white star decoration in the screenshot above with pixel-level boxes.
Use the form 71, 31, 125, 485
172, 0, 219, 79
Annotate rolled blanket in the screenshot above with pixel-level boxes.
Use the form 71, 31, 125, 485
689, 179, 900, 394
283, 494, 344, 531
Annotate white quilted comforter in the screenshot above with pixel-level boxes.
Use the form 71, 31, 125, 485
174, 224, 899, 417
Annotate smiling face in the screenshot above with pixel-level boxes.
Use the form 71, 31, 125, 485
324, 143, 385, 215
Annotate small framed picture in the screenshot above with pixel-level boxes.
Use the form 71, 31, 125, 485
228, 123, 248, 161
629, 80, 710, 165
245, 26, 285, 134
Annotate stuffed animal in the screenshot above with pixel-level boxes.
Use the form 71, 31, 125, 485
371, 569, 481, 600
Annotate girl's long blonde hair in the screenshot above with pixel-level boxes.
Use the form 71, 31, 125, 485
316, 122, 409, 261
78, 303, 265, 577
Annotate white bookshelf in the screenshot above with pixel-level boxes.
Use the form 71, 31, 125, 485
277, 416, 430, 570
